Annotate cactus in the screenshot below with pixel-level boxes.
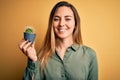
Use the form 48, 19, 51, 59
24, 26, 36, 43
25, 26, 35, 34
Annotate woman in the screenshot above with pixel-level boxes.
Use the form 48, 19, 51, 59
19, 1, 98, 80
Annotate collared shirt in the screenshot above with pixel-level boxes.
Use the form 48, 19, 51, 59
23, 44, 98, 80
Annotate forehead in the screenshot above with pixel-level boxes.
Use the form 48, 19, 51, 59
54, 6, 74, 16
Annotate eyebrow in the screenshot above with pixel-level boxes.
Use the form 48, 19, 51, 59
54, 15, 72, 18
65, 15, 72, 17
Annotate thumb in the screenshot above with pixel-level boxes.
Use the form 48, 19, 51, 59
31, 42, 35, 48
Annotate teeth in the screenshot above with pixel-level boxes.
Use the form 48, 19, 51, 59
59, 29, 65, 32
58, 28, 66, 32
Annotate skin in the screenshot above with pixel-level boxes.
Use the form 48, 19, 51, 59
53, 6, 75, 60
18, 6, 75, 61
18, 39, 37, 62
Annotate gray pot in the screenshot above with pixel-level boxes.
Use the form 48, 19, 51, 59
24, 32, 36, 44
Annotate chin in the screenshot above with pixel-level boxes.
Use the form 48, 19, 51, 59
56, 35, 68, 39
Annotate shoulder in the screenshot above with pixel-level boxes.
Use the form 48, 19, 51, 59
80, 45, 97, 58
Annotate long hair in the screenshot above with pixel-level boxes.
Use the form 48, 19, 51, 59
38, 1, 83, 70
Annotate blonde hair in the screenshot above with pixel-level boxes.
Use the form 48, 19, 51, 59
38, 1, 83, 70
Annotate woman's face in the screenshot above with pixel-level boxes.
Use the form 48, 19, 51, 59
53, 6, 75, 39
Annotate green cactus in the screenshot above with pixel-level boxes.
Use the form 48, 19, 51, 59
25, 26, 35, 34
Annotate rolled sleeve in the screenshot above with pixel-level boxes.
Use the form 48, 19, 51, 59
23, 58, 41, 80
27, 58, 39, 70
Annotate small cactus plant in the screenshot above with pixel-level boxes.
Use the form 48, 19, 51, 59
25, 26, 35, 34
24, 26, 36, 44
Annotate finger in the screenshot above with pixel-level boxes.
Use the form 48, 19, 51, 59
22, 41, 32, 53
18, 39, 28, 49
18, 39, 24, 46
25, 46, 32, 56
31, 43, 35, 48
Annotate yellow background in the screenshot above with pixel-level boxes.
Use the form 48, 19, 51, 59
0, 0, 120, 80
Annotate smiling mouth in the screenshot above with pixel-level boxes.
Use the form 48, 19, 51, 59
58, 28, 67, 32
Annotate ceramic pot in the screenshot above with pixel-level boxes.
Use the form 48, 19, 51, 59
24, 32, 36, 44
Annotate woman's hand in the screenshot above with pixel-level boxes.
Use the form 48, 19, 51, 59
18, 39, 37, 62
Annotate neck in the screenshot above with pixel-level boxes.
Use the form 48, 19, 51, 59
56, 37, 74, 50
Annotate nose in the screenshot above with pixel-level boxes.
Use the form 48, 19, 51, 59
59, 18, 65, 27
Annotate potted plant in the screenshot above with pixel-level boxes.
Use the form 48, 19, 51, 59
24, 26, 36, 44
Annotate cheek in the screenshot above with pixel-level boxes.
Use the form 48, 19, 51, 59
53, 21, 59, 28
67, 19, 75, 26
67, 21, 75, 29
53, 23, 58, 32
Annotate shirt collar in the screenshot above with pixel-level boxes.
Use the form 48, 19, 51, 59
55, 43, 80, 52
69, 43, 80, 51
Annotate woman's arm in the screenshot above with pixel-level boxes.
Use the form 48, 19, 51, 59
18, 39, 44, 80
23, 59, 42, 80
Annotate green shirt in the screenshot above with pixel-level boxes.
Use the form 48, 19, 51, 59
23, 44, 98, 80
